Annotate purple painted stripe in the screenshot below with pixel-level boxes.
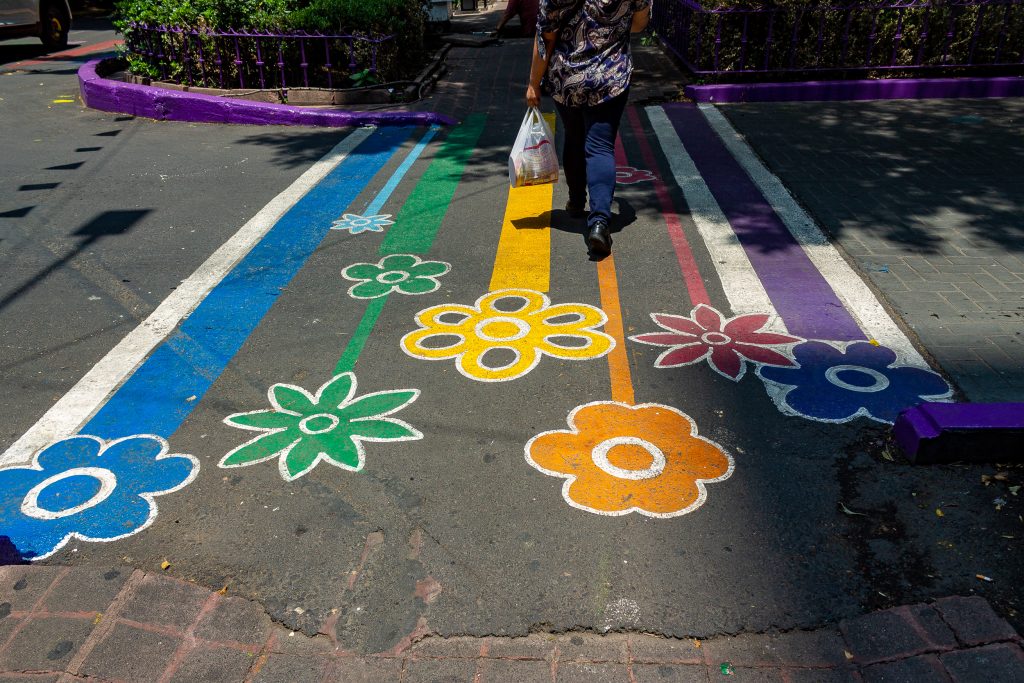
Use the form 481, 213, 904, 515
686, 77, 1024, 104
78, 59, 456, 127
663, 103, 865, 341
894, 402, 1024, 464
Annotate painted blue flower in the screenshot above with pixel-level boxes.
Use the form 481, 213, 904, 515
330, 213, 395, 235
0, 435, 199, 561
758, 341, 952, 424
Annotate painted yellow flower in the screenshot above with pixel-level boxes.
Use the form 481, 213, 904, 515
526, 402, 733, 517
400, 289, 614, 382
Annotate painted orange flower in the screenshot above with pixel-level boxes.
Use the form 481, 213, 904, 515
525, 402, 733, 517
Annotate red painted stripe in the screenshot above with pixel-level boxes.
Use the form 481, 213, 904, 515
9, 38, 121, 69
623, 106, 711, 307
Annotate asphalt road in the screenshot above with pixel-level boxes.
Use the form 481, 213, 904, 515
2, 22, 1021, 655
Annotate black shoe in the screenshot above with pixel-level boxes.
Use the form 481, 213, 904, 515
587, 220, 612, 256
565, 200, 587, 218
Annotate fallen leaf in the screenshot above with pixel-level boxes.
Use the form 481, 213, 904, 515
839, 502, 869, 517
1010, 486, 1021, 496
844, 650, 854, 661
217, 585, 228, 595
982, 475, 993, 485
995, 472, 1010, 481
693, 639, 702, 649
881, 449, 895, 462
160, 560, 171, 571
936, 508, 944, 517
976, 574, 994, 582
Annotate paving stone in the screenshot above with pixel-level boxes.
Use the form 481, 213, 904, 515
629, 635, 703, 664
726, 667, 785, 682
328, 656, 406, 682
785, 668, 861, 683
860, 654, 951, 683
168, 644, 256, 683
119, 574, 210, 632
702, 633, 784, 667
253, 653, 330, 683
406, 635, 485, 659
194, 596, 272, 646
42, 567, 128, 614
840, 605, 956, 665
479, 658, 553, 683
403, 656, 478, 682
940, 643, 1024, 683
556, 661, 628, 682
0, 615, 95, 672
932, 596, 1020, 647
701, 630, 845, 668
554, 632, 629, 663
0, 676, 60, 682
0, 567, 63, 612
632, 663, 708, 682
487, 633, 556, 660
80, 622, 180, 682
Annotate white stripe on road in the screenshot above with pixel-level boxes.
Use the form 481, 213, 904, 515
697, 104, 927, 367
645, 106, 785, 330
1, 127, 374, 467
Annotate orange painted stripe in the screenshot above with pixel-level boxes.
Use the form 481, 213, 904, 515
596, 254, 635, 405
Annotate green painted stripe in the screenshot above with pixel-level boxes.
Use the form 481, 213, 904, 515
378, 112, 488, 255
335, 295, 388, 374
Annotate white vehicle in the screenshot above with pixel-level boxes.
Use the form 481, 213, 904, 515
0, 0, 72, 48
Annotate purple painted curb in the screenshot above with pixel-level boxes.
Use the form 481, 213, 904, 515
78, 58, 456, 127
685, 77, 1024, 104
894, 402, 1024, 464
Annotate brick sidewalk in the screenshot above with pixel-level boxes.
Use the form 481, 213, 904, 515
1, 566, 1021, 682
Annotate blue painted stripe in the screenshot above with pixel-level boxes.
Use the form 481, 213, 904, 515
84, 125, 413, 440
365, 125, 440, 216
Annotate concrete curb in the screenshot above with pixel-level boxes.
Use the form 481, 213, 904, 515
894, 402, 1024, 464
78, 58, 457, 127
686, 76, 1024, 103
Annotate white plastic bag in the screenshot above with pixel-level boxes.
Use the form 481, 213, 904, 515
508, 107, 559, 188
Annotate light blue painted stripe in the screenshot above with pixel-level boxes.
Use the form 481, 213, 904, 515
83, 125, 414, 440
365, 125, 440, 216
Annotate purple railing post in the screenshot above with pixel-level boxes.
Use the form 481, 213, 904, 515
233, 36, 245, 89
713, 13, 723, 72
787, 7, 803, 69
348, 37, 357, 71
815, 7, 826, 67
994, 3, 1011, 62
299, 38, 309, 87
254, 36, 266, 89
968, 4, 985, 64
915, 6, 931, 65
694, 11, 704, 69
215, 40, 225, 88
324, 38, 333, 90
891, 7, 905, 66
763, 10, 775, 70
156, 27, 168, 81
865, 9, 879, 67
840, 9, 852, 66
277, 40, 286, 89
196, 31, 208, 86
738, 13, 749, 71
942, 5, 958, 64
182, 30, 194, 86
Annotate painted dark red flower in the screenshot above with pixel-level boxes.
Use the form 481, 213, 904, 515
629, 304, 802, 380
615, 166, 655, 185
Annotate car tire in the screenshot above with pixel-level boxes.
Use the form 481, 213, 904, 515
40, 2, 70, 49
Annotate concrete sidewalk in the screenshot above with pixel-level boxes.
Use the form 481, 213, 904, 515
2, 565, 1023, 682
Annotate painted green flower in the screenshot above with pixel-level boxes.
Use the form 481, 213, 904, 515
219, 372, 421, 481
341, 254, 450, 300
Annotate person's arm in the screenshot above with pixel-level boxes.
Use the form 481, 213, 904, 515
630, 6, 650, 32
526, 31, 557, 107
495, 0, 520, 34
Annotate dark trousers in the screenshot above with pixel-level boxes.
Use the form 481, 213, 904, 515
554, 90, 629, 229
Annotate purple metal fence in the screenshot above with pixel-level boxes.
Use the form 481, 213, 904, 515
651, 0, 1024, 78
122, 23, 395, 90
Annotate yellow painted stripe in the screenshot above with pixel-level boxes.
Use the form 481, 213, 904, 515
488, 112, 556, 292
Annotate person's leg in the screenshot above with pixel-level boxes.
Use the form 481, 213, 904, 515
581, 90, 629, 230
554, 100, 587, 211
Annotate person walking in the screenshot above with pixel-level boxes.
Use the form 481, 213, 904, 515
494, 0, 539, 37
525, 0, 651, 256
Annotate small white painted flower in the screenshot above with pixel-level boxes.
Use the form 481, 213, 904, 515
330, 213, 395, 235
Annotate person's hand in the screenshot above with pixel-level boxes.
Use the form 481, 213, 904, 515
526, 83, 542, 108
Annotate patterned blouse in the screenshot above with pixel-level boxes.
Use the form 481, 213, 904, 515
537, 0, 652, 107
